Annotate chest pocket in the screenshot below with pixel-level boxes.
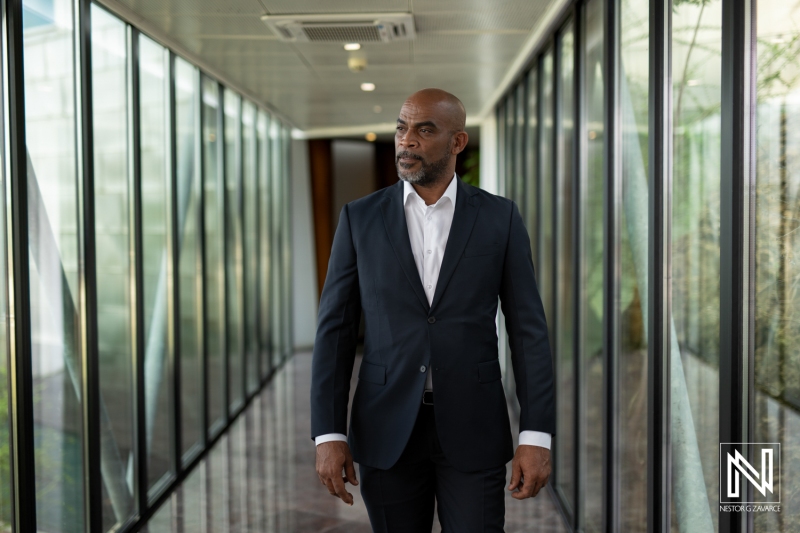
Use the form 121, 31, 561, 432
463, 242, 503, 257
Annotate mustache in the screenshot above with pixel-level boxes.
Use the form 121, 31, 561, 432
396, 151, 423, 162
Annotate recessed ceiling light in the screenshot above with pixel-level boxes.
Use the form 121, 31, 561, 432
361, 83, 375, 92
344, 43, 361, 51
365, 132, 377, 142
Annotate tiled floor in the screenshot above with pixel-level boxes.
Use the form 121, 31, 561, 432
143, 352, 570, 533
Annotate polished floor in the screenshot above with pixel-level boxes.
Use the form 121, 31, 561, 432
142, 351, 570, 533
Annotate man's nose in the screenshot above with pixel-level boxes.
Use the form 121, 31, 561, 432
398, 130, 419, 148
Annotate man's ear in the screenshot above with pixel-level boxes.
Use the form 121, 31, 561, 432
452, 131, 469, 154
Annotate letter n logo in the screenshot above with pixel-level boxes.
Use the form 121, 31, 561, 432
720, 443, 780, 504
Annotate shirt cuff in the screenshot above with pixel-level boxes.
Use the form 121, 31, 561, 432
518, 430, 551, 449
315, 433, 347, 446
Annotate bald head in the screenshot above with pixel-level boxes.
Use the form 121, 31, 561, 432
403, 88, 466, 132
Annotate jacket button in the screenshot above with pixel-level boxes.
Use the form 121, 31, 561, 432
420, 365, 426, 373
428, 316, 436, 324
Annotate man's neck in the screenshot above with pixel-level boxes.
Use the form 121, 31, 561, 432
412, 173, 455, 206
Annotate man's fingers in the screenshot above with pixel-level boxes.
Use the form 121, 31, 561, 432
344, 457, 359, 486
512, 468, 537, 500
508, 461, 522, 491
332, 475, 354, 506
324, 477, 337, 496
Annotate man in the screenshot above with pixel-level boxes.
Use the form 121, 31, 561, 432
311, 88, 555, 532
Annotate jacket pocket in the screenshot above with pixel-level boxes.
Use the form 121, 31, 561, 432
477, 359, 502, 383
464, 242, 503, 257
358, 361, 386, 385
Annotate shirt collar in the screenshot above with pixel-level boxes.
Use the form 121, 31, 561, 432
403, 173, 458, 208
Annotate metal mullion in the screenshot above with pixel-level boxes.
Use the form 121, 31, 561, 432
75, 0, 102, 529
573, 2, 585, 527
283, 127, 292, 358
127, 26, 148, 518
216, 82, 229, 425
719, 0, 755, 529
166, 50, 182, 476
647, 0, 672, 529
2, 0, 37, 528
602, 0, 621, 530
194, 68, 208, 450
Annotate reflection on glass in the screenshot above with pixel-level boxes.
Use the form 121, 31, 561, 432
139, 35, 172, 492
24, 0, 85, 528
514, 83, 526, 216
556, 22, 575, 513
579, 0, 604, 529
670, 0, 722, 531
617, 0, 649, 528
243, 101, 259, 394
539, 49, 555, 342
505, 95, 516, 200
270, 119, 283, 367
91, 6, 136, 529
0, 22, 8, 528
754, 1, 800, 529
281, 128, 292, 359
176, 57, 202, 461
225, 89, 244, 411
525, 68, 538, 259
258, 111, 272, 380
203, 77, 226, 434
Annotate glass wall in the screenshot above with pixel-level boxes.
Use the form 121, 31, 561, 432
1, 3, 293, 530
495, 0, 796, 530
23, 0, 85, 528
579, 0, 604, 530
555, 21, 576, 514
91, 5, 136, 529
755, 0, 800, 530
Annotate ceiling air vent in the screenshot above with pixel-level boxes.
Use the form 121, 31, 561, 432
261, 13, 416, 43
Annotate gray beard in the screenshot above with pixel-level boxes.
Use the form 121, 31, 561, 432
396, 146, 452, 187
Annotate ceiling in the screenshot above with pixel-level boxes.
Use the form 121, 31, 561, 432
98, 0, 563, 134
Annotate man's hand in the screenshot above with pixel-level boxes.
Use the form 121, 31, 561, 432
508, 445, 551, 500
316, 441, 359, 506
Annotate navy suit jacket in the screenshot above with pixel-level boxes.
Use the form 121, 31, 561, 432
310, 176, 555, 473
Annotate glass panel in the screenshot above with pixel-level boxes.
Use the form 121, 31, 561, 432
138, 34, 172, 492
556, 21, 575, 513
281, 127, 292, 358
505, 95, 515, 199
0, 6, 10, 530
617, 0, 649, 527
539, 49, 555, 344
515, 83, 526, 213
270, 119, 282, 367
224, 89, 244, 411
203, 77, 225, 434
175, 57, 202, 461
754, 0, 800, 530
257, 111, 272, 380
23, 0, 85, 527
579, 0, 604, 529
670, 0, 722, 531
242, 101, 259, 395
91, 6, 136, 529
526, 68, 538, 260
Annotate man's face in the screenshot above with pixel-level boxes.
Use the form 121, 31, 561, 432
395, 99, 455, 186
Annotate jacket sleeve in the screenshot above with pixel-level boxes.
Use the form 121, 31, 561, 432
310, 204, 362, 440
498, 201, 556, 436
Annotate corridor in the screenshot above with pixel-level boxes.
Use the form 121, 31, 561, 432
143, 352, 570, 533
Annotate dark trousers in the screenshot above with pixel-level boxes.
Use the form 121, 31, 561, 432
359, 404, 506, 533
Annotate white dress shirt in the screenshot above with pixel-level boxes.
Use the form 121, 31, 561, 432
316, 175, 551, 450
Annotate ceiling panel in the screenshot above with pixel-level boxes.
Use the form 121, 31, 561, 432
100, 0, 558, 130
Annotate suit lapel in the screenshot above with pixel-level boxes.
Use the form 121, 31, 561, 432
430, 178, 480, 311
380, 181, 430, 312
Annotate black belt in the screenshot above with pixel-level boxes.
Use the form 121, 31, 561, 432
422, 390, 434, 405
